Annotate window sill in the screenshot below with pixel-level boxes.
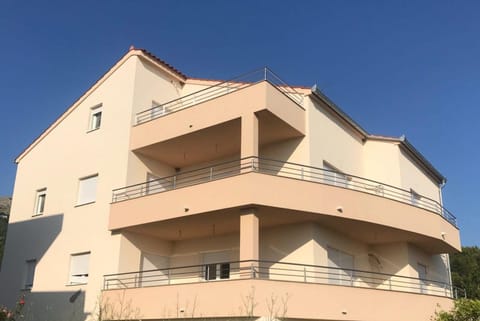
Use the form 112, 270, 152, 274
31, 213, 44, 218
74, 201, 96, 208
86, 127, 100, 134
66, 282, 88, 287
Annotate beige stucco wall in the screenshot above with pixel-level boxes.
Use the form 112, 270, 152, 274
399, 148, 440, 201
306, 97, 364, 174
125, 58, 183, 186
363, 140, 402, 187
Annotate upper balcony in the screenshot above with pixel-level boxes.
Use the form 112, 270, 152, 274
130, 68, 305, 167
109, 157, 460, 253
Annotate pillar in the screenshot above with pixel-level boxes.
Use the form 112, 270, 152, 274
239, 207, 259, 278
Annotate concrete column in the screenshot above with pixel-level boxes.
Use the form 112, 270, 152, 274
241, 113, 259, 159
239, 207, 259, 278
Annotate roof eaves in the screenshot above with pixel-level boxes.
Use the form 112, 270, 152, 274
137, 48, 188, 81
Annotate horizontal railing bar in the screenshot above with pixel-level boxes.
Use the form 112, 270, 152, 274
103, 259, 456, 298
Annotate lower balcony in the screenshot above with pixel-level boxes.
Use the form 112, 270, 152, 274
102, 260, 461, 321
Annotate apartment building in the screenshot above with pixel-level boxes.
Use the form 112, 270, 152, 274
0, 48, 461, 321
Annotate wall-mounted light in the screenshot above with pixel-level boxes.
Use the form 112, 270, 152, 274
336, 206, 343, 213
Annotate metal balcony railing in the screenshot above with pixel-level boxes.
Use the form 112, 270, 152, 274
135, 67, 304, 125
111, 157, 457, 227
103, 260, 464, 299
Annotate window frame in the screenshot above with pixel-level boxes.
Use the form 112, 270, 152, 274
68, 252, 91, 285
76, 174, 98, 206
88, 104, 103, 132
202, 251, 231, 281
34, 188, 47, 216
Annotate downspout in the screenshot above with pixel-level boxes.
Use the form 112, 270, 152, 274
439, 180, 454, 297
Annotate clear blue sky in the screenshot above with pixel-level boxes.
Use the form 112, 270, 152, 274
0, 1, 478, 245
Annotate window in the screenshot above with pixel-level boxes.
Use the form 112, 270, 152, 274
323, 162, 348, 188
411, 189, 421, 206
34, 188, 47, 215
327, 246, 354, 285
202, 251, 231, 281
204, 263, 230, 280
151, 100, 163, 119
24, 259, 36, 289
77, 175, 98, 205
417, 263, 428, 294
69, 252, 90, 284
88, 105, 102, 131
146, 173, 165, 195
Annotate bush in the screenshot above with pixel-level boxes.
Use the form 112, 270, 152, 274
433, 298, 480, 321
0, 296, 25, 321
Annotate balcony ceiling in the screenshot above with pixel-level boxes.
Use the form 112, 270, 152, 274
122, 205, 453, 254
134, 111, 303, 168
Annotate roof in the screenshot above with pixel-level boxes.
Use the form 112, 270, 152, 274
138, 48, 187, 80
310, 86, 446, 185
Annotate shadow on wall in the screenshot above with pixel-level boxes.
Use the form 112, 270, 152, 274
22, 290, 88, 321
0, 214, 63, 307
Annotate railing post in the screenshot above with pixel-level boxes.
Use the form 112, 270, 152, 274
250, 262, 256, 279
389, 278, 392, 290
168, 269, 171, 285
304, 266, 307, 282
301, 167, 304, 180
251, 158, 255, 171
444, 283, 447, 297
350, 270, 354, 286
173, 176, 176, 189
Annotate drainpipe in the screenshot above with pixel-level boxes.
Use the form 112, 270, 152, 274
439, 180, 454, 296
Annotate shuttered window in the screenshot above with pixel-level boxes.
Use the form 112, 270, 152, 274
69, 252, 90, 284
77, 175, 98, 205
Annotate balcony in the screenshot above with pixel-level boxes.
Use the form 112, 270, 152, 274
102, 260, 463, 321
109, 157, 460, 253
130, 69, 305, 168
135, 68, 304, 124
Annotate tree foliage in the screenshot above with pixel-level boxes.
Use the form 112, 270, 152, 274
451, 246, 480, 299
433, 299, 480, 321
